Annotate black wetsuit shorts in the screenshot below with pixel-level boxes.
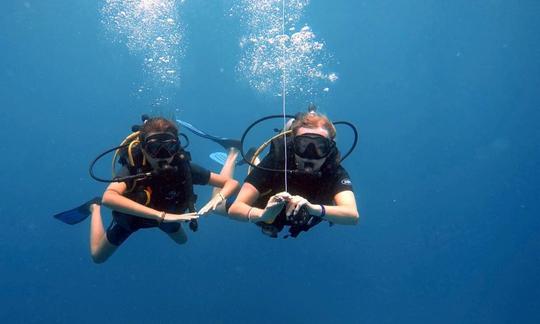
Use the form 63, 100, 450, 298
106, 211, 181, 246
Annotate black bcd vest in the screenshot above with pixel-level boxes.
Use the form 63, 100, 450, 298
117, 146, 198, 215
255, 137, 339, 238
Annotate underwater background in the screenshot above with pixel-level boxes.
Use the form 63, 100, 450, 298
1, 0, 539, 323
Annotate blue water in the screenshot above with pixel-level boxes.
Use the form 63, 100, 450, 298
2, 1, 539, 323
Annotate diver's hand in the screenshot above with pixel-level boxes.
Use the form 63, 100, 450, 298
258, 192, 290, 223
198, 194, 226, 216
267, 192, 292, 207
285, 195, 315, 218
162, 212, 199, 223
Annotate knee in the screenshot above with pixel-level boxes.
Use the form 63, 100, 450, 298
91, 251, 109, 264
90, 237, 115, 264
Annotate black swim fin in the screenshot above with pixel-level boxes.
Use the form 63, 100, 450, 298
176, 119, 241, 150
237, 147, 257, 166
53, 197, 101, 225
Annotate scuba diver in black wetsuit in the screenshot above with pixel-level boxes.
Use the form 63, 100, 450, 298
228, 107, 359, 238
54, 116, 239, 263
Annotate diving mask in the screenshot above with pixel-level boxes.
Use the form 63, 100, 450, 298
142, 132, 180, 159
293, 133, 334, 160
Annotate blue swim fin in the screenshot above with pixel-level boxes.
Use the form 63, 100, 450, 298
209, 147, 257, 166
209, 152, 228, 166
53, 197, 101, 225
177, 119, 241, 150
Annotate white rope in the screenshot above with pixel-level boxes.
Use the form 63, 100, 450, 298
281, 0, 288, 192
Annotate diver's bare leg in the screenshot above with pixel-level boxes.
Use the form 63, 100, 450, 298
89, 204, 117, 263
212, 147, 239, 214
167, 226, 188, 245
211, 147, 239, 196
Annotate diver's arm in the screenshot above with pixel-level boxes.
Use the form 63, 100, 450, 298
101, 182, 164, 221
228, 182, 259, 222
228, 183, 285, 223
306, 190, 359, 225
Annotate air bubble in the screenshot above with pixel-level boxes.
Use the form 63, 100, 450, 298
236, 0, 335, 98
101, 0, 185, 86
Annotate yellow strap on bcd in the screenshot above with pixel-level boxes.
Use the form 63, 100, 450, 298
112, 131, 147, 178
247, 130, 292, 174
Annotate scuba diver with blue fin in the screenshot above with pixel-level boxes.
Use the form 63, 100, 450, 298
53, 116, 239, 263
226, 105, 360, 238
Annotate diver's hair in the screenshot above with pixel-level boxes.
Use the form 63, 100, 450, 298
139, 117, 178, 141
291, 112, 336, 139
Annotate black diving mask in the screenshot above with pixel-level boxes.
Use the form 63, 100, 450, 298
293, 134, 334, 160
142, 132, 180, 159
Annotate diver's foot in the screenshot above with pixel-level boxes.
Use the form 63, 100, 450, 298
89, 203, 100, 213
53, 197, 102, 225
227, 147, 240, 162
85, 197, 102, 213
